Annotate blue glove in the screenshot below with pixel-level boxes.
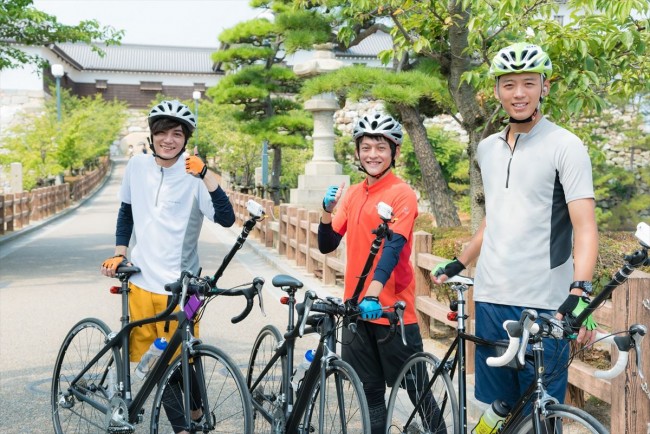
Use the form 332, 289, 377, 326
322, 185, 339, 213
359, 296, 382, 320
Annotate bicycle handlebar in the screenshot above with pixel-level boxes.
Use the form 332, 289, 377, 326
164, 272, 265, 323
594, 324, 647, 380
295, 291, 407, 345
486, 309, 539, 368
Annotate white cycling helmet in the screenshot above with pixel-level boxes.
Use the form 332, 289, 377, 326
353, 112, 403, 146
148, 100, 196, 132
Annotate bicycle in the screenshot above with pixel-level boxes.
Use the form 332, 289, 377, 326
246, 202, 407, 434
51, 200, 268, 434
386, 221, 650, 434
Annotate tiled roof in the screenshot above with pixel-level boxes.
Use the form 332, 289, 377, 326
51, 43, 219, 74
335, 30, 393, 58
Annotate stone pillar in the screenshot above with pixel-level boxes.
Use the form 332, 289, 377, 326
10, 162, 23, 193
290, 45, 349, 208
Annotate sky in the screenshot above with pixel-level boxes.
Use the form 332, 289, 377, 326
33, 0, 264, 48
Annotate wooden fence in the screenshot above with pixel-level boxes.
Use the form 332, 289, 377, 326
0, 158, 111, 236
230, 191, 650, 433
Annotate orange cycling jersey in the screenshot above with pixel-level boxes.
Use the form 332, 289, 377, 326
332, 172, 419, 325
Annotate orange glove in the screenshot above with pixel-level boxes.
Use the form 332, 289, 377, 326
102, 254, 127, 271
185, 147, 207, 178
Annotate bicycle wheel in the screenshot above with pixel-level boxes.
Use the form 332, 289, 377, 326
386, 352, 458, 434
303, 358, 371, 434
509, 403, 607, 434
246, 324, 287, 433
151, 344, 253, 434
52, 318, 121, 434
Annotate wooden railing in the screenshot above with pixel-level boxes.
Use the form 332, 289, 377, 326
230, 192, 650, 433
0, 158, 110, 236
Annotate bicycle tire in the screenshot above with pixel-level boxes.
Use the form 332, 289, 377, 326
386, 352, 459, 434
246, 324, 287, 433
150, 344, 253, 434
508, 403, 608, 434
51, 317, 121, 434
302, 358, 371, 434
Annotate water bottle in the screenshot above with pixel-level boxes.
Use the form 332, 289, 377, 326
291, 349, 316, 391
472, 400, 509, 434
134, 337, 167, 379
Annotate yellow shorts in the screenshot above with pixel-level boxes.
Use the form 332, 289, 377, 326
128, 282, 200, 362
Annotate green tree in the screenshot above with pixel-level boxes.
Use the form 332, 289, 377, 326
303, 0, 650, 229
1, 89, 126, 189
208, 0, 330, 203
0, 0, 123, 70
301, 63, 463, 226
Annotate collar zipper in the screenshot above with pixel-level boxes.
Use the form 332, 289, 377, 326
155, 166, 164, 206
501, 134, 520, 188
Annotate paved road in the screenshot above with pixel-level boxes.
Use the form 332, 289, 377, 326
0, 157, 338, 433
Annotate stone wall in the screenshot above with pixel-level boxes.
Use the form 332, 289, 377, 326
0, 89, 47, 137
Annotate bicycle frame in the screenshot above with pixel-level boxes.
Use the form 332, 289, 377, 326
65, 277, 202, 427
60, 202, 267, 430
403, 281, 549, 434
248, 284, 342, 432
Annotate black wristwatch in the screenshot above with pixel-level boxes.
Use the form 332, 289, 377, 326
569, 280, 593, 295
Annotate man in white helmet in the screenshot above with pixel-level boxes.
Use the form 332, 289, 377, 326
319, 113, 447, 434
432, 42, 598, 413
100, 100, 235, 432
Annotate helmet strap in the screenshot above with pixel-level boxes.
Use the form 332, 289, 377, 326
509, 109, 536, 123
148, 135, 186, 161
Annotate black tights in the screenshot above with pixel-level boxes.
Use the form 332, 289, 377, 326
161, 363, 203, 433
364, 382, 387, 434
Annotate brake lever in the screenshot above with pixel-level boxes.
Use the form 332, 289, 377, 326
395, 301, 406, 345
632, 324, 647, 382
254, 277, 266, 317
298, 290, 317, 337
516, 309, 538, 367
180, 273, 191, 311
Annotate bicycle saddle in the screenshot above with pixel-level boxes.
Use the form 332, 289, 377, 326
272, 274, 304, 289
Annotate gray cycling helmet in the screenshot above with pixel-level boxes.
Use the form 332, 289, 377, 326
353, 112, 403, 146
148, 100, 196, 132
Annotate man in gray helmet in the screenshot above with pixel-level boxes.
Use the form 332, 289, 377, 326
100, 100, 235, 433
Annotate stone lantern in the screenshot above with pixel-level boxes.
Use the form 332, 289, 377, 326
290, 43, 350, 208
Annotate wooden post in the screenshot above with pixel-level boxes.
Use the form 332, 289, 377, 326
306, 210, 319, 274
263, 199, 274, 247
286, 206, 297, 260
296, 208, 308, 267
610, 270, 650, 434
0, 195, 7, 234
413, 231, 433, 338
5, 194, 14, 232
278, 204, 288, 256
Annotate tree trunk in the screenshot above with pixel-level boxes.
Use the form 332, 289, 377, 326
398, 104, 461, 227
446, 1, 488, 231
270, 145, 282, 205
